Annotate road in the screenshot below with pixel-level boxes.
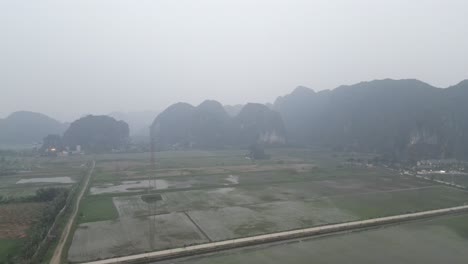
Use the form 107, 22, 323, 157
415, 174, 465, 188
50, 160, 95, 264
82, 203, 468, 264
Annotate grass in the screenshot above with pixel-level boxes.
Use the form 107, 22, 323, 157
167, 213, 468, 264
65, 148, 468, 263
436, 214, 468, 239
332, 186, 468, 218
40, 207, 72, 264
0, 186, 39, 198
0, 157, 87, 263
78, 195, 119, 223
141, 194, 162, 203
0, 239, 22, 263
432, 173, 468, 187
92, 171, 127, 183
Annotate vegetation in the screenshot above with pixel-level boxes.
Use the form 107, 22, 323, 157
66, 149, 468, 263
169, 214, 468, 264
0, 187, 68, 204
62, 115, 130, 152
2, 187, 69, 263
0, 239, 22, 263
0, 156, 17, 176
248, 144, 270, 160
141, 194, 162, 203
78, 196, 119, 223
332, 186, 468, 219
151, 101, 286, 150
40, 134, 63, 154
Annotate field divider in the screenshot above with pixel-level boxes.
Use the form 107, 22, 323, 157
183, 211, 213, 242
30, 170, 81, 261
50, 160, 95, 264
81, 204, 468, 264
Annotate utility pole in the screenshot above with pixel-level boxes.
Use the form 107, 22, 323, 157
148, 123, 159, 250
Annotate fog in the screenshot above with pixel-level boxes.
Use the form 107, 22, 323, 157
1, 0, 467, 121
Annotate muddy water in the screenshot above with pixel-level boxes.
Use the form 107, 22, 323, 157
89, 179, 198, 195
16, 177, 76, 184
225, 175, 239, 184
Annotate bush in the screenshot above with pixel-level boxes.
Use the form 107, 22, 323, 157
248, 143, 270, 160
8, 187, 69, 262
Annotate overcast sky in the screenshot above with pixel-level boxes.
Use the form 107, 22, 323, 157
1, 0, 467, 121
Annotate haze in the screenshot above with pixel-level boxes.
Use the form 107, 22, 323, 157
1, 0, 467, 121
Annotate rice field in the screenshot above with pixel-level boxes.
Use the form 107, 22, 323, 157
68, 212, 209, 263
0, 156, 85, 261
66, 149, 468, 262
161, 213, 468, 264
0, 202, 48, 262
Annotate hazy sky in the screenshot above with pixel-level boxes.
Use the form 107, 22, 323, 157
1, 0, 467, 121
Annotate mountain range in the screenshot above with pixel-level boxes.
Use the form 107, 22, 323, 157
0, 111, 67, 147
150, 100, 286, 149
150, 78, 468, 160
273, 79, 468, 160
2, 78, 468, 161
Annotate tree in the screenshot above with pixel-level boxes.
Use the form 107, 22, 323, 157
40, 134, 63, 154
62, 115, 129, 152
248, 143, 270, 160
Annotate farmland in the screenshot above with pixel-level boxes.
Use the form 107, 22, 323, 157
162, 213, 468, 264
0, 155, 85, 263
66, 148, 468, 263
0, 203, 48, 262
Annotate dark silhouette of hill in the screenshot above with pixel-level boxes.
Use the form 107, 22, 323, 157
62, 115, 129, 152
274, 79, 468, 160
0, 111, 67, 145
4, 78, 468, 161
151, 101, 286, 149
151, 102, 197, 149
234, 103, 286, 146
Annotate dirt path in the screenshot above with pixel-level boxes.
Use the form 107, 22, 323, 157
50, 160, 95, 264
415, 174, 465, 188
82, 203, 468, 264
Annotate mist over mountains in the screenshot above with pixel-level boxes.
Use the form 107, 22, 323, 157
2, 78, 468, 161
151, 78, 468, 160
150, 101, 286, 150
108, 111, 159, 143
0, 111, 68, 147
276, 79, 468, 160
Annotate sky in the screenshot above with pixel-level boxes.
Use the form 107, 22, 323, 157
1, 0, 467, 121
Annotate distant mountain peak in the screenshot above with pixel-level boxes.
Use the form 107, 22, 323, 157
292, 86, 315, 95
152, 101, 286, 149
6, 111, 55, 121
239, 103, 270, 114
0, 111, 66, 145
197, 100, 225, 111
165, 102, 195, 112
335, 78, 435, 92
455, 79, 468, 87
273, 85, 316, 109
